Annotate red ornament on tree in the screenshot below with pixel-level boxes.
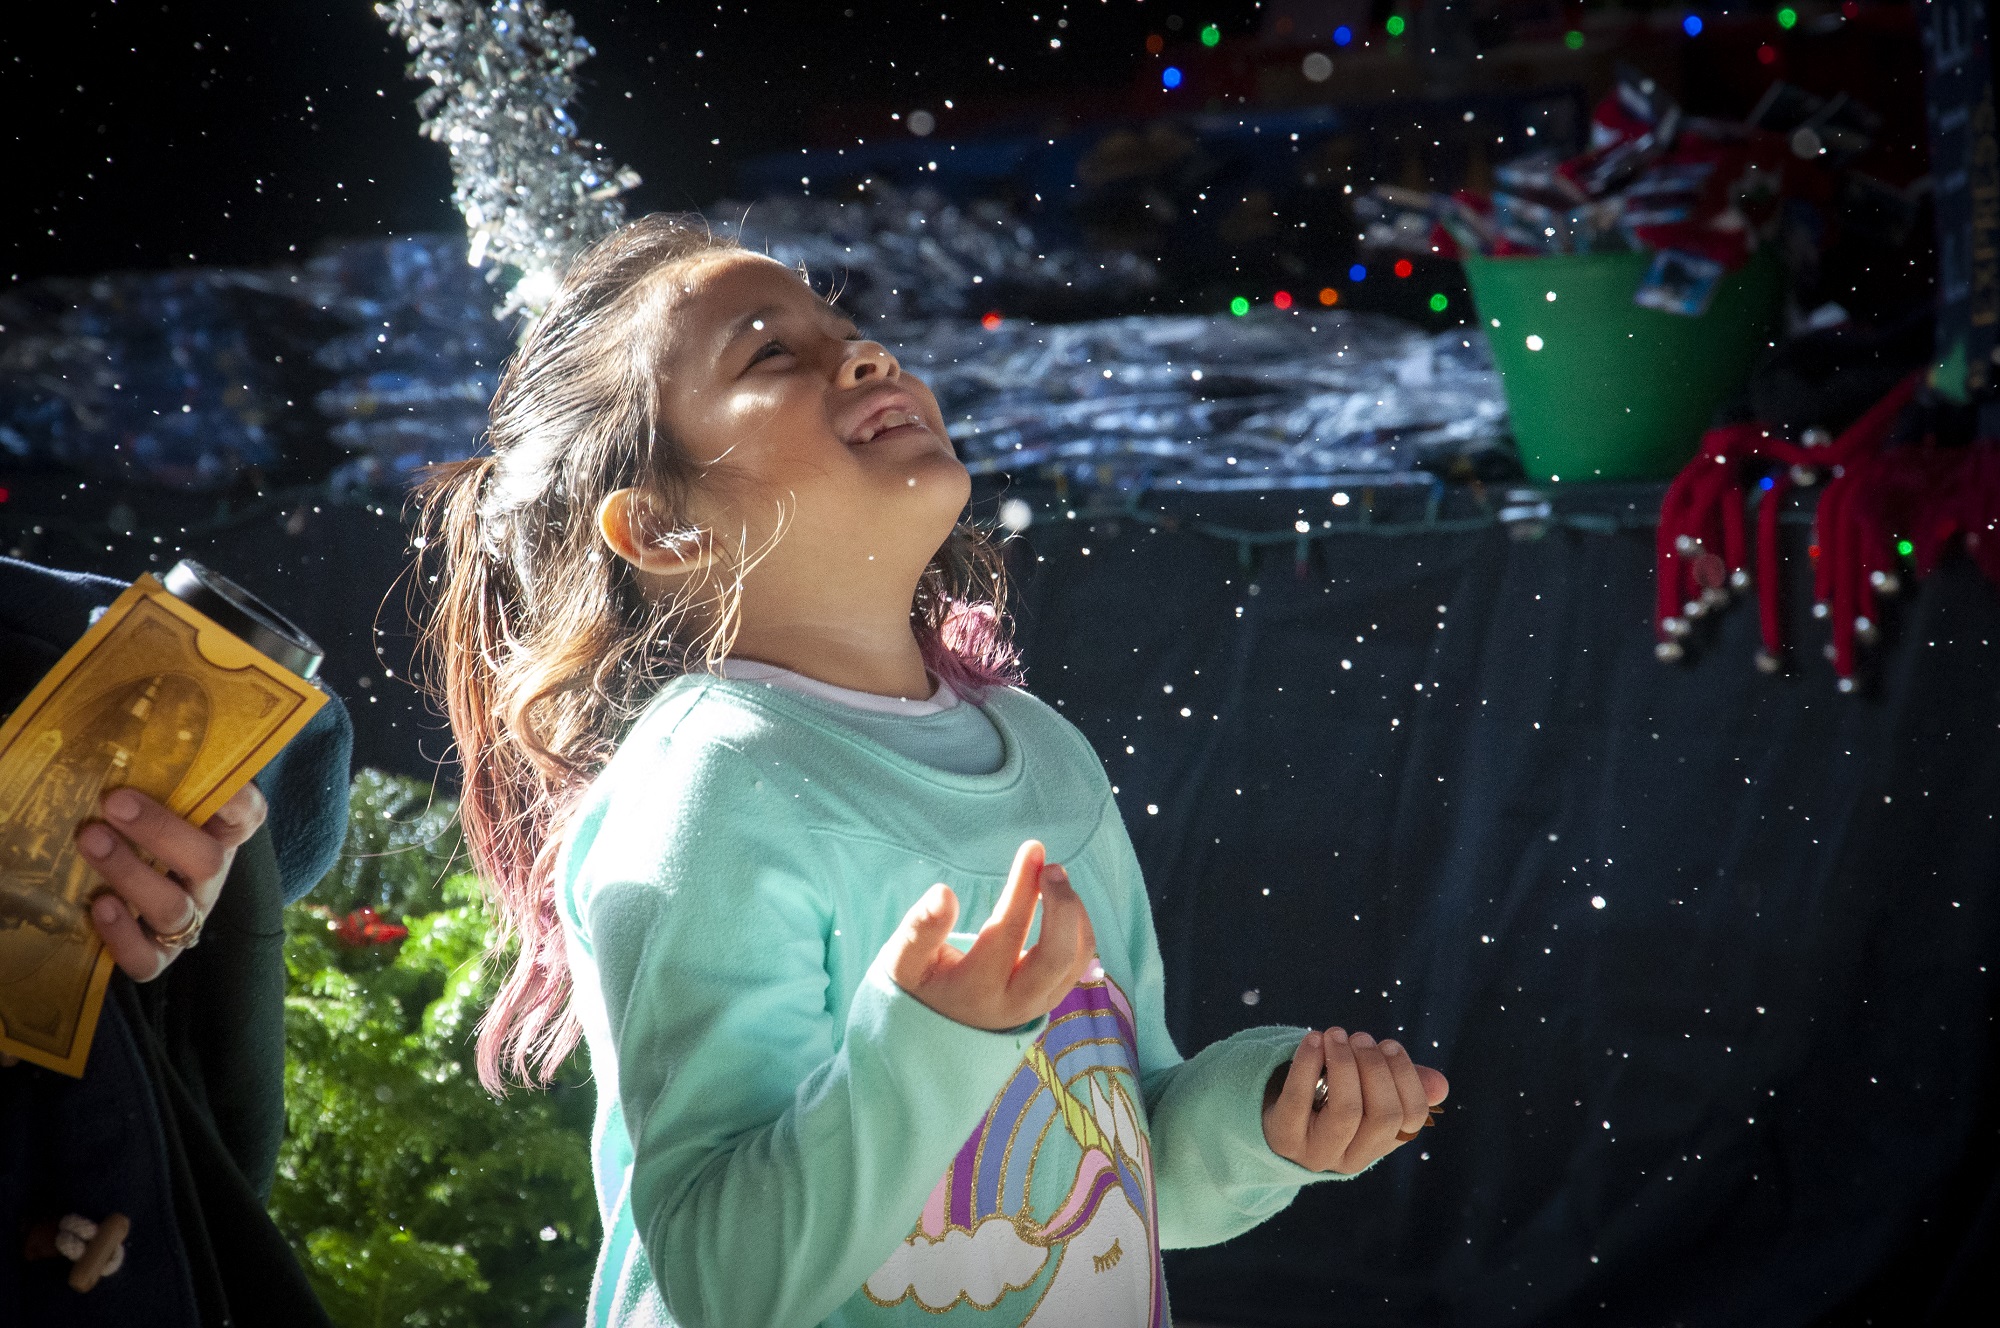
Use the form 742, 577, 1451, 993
331, 906, 410, 948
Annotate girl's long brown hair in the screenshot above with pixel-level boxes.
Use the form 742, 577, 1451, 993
418, 214, 1021, 1092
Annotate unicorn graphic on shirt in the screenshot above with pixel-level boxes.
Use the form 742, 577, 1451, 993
862, 959, 1165, 1325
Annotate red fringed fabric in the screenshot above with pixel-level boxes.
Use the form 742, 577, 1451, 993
1654, 373, 2000, 689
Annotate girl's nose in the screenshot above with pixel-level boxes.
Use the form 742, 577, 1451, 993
838, 339, 900, 386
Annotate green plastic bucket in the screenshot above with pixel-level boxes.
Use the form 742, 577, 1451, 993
1461, 250, 1781, 482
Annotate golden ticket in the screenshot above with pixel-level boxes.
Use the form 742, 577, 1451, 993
0, 574, 327, 1075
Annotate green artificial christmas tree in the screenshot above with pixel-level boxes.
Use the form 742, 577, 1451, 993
272, 770, 599, 1328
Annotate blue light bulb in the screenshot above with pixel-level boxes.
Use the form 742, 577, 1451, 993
1162, 65, 1183, 89
1682, 14, 1703, 37
1348, 263, 1367, 282
1333, 25, 1353, 46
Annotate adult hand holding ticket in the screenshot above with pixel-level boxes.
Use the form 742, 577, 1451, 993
77, 782, 268, 982
0, 563, 325, 1075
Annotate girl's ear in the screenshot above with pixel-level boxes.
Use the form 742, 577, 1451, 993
597, 488, 716, 579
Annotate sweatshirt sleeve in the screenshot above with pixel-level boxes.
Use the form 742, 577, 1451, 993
573, 746, 1046, 1328
1096, 805, 1350, 1250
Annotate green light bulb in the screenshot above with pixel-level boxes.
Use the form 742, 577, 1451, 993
1200, 23, 1221, 47
1777, 7, 1798, 30
1428, 293, 1448, 313
1564, 30, 1585, 51
1386, 15, 1406, 37
1229, 296, 1250, 316
1897, 539, 1914, 557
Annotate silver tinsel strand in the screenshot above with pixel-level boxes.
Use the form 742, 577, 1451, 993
375, 0, 640, 318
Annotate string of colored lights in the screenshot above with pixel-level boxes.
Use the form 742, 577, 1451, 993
1224, 267, 1454, 320
1179, 4, 1850, 326
1150, 8, 1816, 97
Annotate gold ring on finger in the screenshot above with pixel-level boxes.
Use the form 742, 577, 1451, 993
147, 902, 206, 950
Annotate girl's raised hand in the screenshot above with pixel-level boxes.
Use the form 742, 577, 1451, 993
1261, 1028, 1450, 1175
884, 840, 1096, 1032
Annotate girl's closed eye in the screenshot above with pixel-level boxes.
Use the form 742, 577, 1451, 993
746, 322, 856, 368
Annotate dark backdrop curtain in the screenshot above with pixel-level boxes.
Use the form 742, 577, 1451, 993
1007, 502, 2000, 1327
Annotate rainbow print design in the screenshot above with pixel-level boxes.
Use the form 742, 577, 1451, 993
863, 958, 1165, 1323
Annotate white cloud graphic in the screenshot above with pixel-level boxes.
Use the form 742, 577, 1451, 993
864, 1215, 1049, 1311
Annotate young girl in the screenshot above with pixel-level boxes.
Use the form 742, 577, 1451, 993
424, 215, 1448, 1327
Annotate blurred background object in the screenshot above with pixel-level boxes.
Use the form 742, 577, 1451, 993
0, 1, 1959, 498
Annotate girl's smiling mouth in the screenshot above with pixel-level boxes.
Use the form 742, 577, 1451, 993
843, 393, 932, 446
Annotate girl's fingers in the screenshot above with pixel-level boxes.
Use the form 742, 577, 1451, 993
1344, 1032, 1405, 1166
968, 840, 1046, 976
98, 788, 228, 902
886, 883, 960, 994
89, 893, 171, 982
75, 822, 203, 938
1309, 1029, 1365, 1168
1071, 885, 1097, 975
1417, 1064, 1450, 1106
1380, 1040, 1433, 1138
1008, 863, 1089, 1010
1268, 1030, 1324, 1149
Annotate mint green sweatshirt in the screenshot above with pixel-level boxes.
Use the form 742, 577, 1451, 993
558, 675, 1336, 1328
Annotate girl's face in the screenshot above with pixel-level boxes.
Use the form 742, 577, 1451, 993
652, 252, 968, 591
